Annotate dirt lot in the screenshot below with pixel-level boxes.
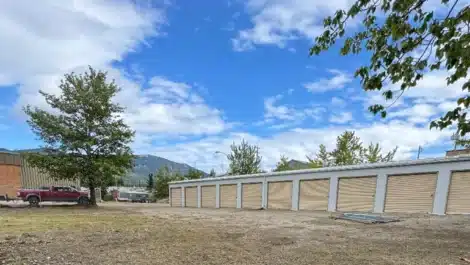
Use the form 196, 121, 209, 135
1, 203, 469, 265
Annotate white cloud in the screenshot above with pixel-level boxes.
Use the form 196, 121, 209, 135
146, 121, 453, 172
0, 1, 230, 140
304, 69, 353, 93
263, 94, 325, 124
388, 104, 438, 124
122, 77, 228, 136
232, 0, 354, 51
0, 0, 164, 113
329, 112, 353, 124
331, 97, 346, 107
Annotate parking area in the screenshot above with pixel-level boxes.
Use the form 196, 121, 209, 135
1, 202, 469, 265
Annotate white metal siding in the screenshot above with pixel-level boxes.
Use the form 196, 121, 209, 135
267, 181, 292, 210
337, 176, 377, 212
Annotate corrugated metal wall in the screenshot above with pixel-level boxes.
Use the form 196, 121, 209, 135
385, 173, 436, 213
201, 185, 216, 208
337, 176, 377, 212
446, 171, 470, 214
220, 184, 237, 208
242, 183, 262, 209
185, 187, 198, 207
299, 179, 329, 211
0, 153, 21, 197
21, 157, 80, 188
0, 165, 21, 197
171, 188, 181, 207
267, 181, 292, 210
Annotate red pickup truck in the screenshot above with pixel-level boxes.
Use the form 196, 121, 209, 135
17, 186, 90, 207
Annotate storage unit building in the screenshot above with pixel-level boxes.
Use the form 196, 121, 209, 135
169, 156, 470, 215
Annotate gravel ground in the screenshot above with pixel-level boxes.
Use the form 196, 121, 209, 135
1, 203, 470, 265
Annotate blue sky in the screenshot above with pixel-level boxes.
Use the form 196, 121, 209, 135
0, 0, 463, 172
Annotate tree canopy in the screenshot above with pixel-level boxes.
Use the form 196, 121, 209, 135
311, 0, 470, 135
307, 131, 397, 166
227, 139, 262, 175
24, 67, 134, 205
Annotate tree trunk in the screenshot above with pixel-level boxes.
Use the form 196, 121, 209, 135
89, 184, 97, 206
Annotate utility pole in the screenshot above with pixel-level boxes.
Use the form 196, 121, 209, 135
417, 146, 423, 159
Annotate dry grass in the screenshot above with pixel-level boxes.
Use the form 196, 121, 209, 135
1, 203, 469, 265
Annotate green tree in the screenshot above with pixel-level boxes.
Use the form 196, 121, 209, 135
209, 169, 216, 177
146, 173, 154, 192
185, 168, 203, 180
227, 139, 262, 175
24, 67, 134, 206
154, 166, 172, 199
331, 131, 365, 166
311, 0, 470, 135
307, 144, 331, 168
116, 177, 125, 187
364, 143, 398, 163
274, 155, 292, 172
308, 131, 397, 167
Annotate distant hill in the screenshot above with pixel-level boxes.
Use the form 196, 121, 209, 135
1, 148, 206, 184
130, 154, 206, 183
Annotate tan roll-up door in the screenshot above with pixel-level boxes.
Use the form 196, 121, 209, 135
446, 171, 470, 214
385, 173, 436, 213
299, 179, 330, 211
337, 176, 377, 212
242, 183, 262, 209
171, 188, 181, 207
220, 184, 237, 208
201, 185, 216, 208
267, 181, 292, 210
185, 187, 198, 207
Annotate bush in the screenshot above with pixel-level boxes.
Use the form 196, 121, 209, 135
103, 194, 114, 201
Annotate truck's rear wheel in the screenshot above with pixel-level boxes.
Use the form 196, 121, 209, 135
28, 196, 40, 207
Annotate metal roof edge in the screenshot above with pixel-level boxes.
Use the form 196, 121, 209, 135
169, 155, 470, 185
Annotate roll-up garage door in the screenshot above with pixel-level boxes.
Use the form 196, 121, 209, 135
299, 179, 329, 211
337, 176, 377, 212
171, 188, 181, 207
385, 173, 436, 213
446, 171, 470, 214
267, 181, 292, 210
242, 183, 262, 209
201, 185, 216, 208
185, 187, 198, 207
220, 184, 237, 208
